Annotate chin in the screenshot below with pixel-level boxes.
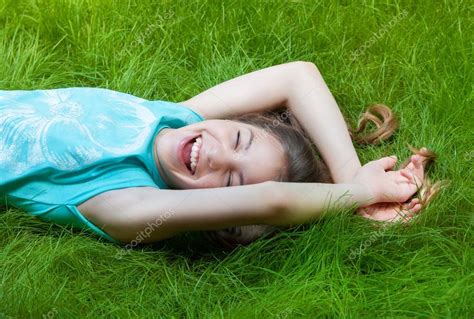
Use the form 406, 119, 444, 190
163, 167, 194, 190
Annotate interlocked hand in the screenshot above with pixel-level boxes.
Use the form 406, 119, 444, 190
355, 153, 428, 223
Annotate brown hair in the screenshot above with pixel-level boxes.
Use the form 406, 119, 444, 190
346, 104, 448, 209
205, 104, 448, 249
230, 109, 333, 184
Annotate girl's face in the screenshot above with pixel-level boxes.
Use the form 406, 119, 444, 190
153, 119, 286, 189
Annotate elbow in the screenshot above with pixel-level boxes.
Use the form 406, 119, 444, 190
284, 61, 324, 107
287, 61, 324, 96
291, 61, 321, 77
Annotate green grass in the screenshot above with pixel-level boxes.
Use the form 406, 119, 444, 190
0, 0, 472, 317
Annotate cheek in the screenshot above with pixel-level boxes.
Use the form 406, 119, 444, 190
195, 174, 221, 189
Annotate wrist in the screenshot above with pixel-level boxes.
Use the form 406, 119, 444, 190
350, 183, 377, 207
332, 163, 362, 184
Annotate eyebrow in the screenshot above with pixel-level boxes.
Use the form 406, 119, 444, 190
239, 128, 254, 186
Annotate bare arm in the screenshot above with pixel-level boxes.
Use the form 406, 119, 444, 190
79, 181, 373, 244
180, 61, 361, 183
79, 155, 420, 244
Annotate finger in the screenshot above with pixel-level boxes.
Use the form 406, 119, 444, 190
405, 206, 417, 218
410, 169, 424, 188
389, 201, 421, 224
414, 154, 427, 173
404, 198, 420, 209
401, 200, 413, 210
412, 155, 423, 169
416, 153, 431, 168
400, 205, 422, 224
413, 155, 430, 182
377, 155, 398, 171
412, 203, 422, 214
357, 207, 371, 218
400, 168, 413, 181
402, 199, 417, 210
406, 160, 415, 171
401, 168, 423, 188
398, 202, 416, 218
397, 171, 418, 191
406, 203, 422, 218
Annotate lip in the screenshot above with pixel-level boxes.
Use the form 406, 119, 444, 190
178, 134, 200, 175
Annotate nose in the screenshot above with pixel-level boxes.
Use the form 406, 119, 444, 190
207, 147, 238, 171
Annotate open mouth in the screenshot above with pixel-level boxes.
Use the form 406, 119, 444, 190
181, 135, 202, 175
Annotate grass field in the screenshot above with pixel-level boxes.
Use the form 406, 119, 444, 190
0, 0, 472, 318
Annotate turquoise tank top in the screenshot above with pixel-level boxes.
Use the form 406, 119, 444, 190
0, 87, 205, 244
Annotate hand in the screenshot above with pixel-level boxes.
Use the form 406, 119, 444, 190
356, 197, 422, 223
352, 155, 424, 205
355, 153, 429, 223
399, 154, 426, 187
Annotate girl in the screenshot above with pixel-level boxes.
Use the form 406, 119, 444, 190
0, 61, 440, 247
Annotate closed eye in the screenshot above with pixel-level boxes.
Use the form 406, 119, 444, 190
227, 130, 240, 187
227, 172, 232, 187
235, 130, 240, 150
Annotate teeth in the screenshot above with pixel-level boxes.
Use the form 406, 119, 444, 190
189, 137, 202, 173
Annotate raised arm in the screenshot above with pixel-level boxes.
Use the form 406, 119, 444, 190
79, 156, 422, 244
80, 181, 373, 244
180, 61, 361, 183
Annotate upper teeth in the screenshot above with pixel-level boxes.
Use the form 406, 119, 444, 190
190, 137, 202, 172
